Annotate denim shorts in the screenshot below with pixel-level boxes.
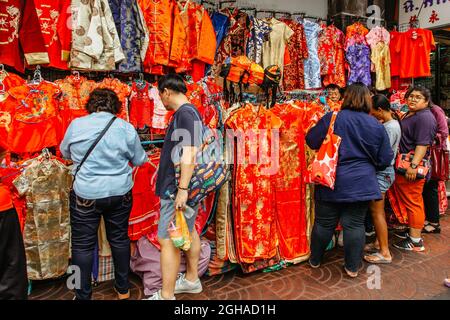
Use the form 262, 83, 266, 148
158, 198, 199, 240
376, 166, 396, 193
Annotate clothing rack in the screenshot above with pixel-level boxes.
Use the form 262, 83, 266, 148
256, 10, 275, 18
219, 0, 236, 9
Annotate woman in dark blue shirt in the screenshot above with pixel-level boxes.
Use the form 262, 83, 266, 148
306, 83, 394, 277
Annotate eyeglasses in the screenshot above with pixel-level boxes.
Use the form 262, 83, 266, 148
407, 95, 425, 101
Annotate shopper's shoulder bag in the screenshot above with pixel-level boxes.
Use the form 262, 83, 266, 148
430, 133, 449, 181
310, 112, 342, 190
71, 116, 117, 190
172, 105, 229, 207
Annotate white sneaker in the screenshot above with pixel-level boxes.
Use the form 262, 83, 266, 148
143, 290, 176, 300
174, 273, 203, 294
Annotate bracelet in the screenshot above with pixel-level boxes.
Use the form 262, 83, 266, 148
178, 186, 189, 191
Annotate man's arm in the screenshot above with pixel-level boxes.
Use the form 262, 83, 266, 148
174, 145, 198, 210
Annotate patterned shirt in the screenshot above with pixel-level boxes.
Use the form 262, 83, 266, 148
301, 19, 322, 89
246, 16, 271, 65
346, 43, 372, 87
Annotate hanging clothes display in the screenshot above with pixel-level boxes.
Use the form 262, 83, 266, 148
0, 0, 49, 72
13, 152, 71, 280
262, 18, 293, 75
33, 0, 71, 70
271, 103, 310, 262
55, 74, 96, 131
345, 22, 371, 87
366, 26, 391, 91
226, 103, 282, 264
7, 81, 63, 154
69, 0, 125, 71
318, 24, 346, 88
301, 19, 322, 90
107, 0, 149, 72
96, 78, 131, 121
213, 8, 250, 76
149, 86, 169, 133
176, 0, 216, 77
129, 81, 153, 130
128, 151, 160, 241
137, 0, 187, 74
280, 18, 308, 91
0, 72, 25, 145
395, 28, 435, 79
389, 30, 402, 78
211, 11, 230, 53
246, 16, 271, 66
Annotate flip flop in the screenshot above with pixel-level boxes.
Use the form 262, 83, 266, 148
364, 252, 392, 264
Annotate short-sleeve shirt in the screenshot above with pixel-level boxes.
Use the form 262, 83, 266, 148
262, 18, 294, 71
156, 104, 203, 199
396, 29, 435, 78
399, 108, 437, 155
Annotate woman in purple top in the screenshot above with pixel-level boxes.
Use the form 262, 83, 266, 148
422, 103, 449, 233
391, 86, 437, 252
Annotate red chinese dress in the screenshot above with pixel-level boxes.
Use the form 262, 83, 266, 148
271, 103, 310, 261
129, 81, 153, 130
226, 103, 282, 264
129, 151, 161, 241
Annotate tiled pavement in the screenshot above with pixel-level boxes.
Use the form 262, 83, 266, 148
29, 215, 450, 300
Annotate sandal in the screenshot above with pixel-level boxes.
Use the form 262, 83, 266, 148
364, 252, 392, 264
343, 266, 358, 278
422, 223, 441, 234
364, 242, 380, 252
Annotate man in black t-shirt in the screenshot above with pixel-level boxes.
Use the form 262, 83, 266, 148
145, 74, 203, 300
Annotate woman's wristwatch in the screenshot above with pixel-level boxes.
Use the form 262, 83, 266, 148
411, 163, 418, 169
178, 186, 189, 191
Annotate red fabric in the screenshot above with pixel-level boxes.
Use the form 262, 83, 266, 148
0, 166, 26, 230
319, 25, 346, 88
31, 0, 71, 70
177, 1, 216, 73
0, 74, 24, 148
389, 31, 402, 77
129, 153, 161, 241
271, 103, 310, 261
396, 29, 435, 78
137, 0, 187, 72
96, 78, 131, 121
7, 81, 63, 153
55, 75, 96, 132
129, 82, 153, 129
226, 104, 283, 264
0, 0, 49, 72
438, 181, 448, 215
189, 61, 206, 83
281, 19, 308, 91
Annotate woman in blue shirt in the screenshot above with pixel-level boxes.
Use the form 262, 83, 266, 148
306, 83, 394, 278
60, 89, 147, 300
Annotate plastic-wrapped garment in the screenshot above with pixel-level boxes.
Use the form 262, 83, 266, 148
130, 237, 211, 296
13, 153, 72, 280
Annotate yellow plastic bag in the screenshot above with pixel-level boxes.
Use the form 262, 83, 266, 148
168, 209, 192, 251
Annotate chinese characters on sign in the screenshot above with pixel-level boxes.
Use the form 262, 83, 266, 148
399, 0, 450, 29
